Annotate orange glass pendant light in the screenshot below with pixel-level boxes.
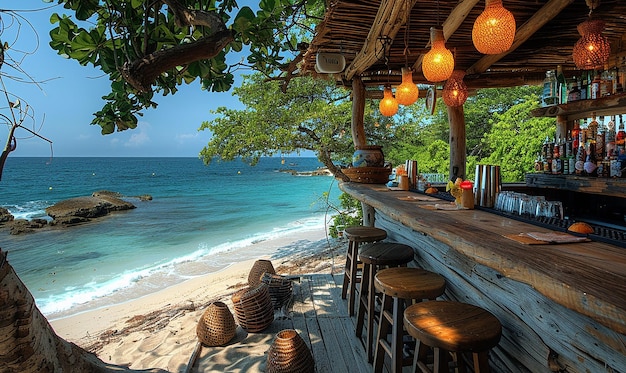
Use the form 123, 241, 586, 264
572, 18, 610, 70
472, 0, 516, 55
442, 70, 469, 107
423, 27, 454, 83
379, 85, 399, 117
395, 68, 419, 106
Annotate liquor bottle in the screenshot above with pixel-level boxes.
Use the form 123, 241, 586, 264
567, 79, 581, 102
591, 72, 601, 99
534, 153, 543, 173
542, 70, 557, 106
580, 74, 588, 100
596, 116, 605, 160
556, 65, 567, 104
575, 136, 586, 175
552, 139, 561, 174
572, 120, 581, 155
588, 113, 599, 141
565, 130, 573, 158
617, 115, 626, 155
606, 115, 616, 158
584, 142, 598, 176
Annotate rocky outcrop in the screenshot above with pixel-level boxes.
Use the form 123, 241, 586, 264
46, 195, 136, 223
0, 207, 14, 223
0, 191, 146, 234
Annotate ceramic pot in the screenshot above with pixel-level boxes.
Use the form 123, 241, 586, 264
352, 145, 384, 168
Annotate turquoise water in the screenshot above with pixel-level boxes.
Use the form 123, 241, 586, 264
0, 157, 340, 318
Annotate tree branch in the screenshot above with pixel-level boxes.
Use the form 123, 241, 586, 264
297, 125, 349, 182
121, 29, 234, 92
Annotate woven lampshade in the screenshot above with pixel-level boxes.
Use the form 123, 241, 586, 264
395, 68, 419, 106
443, 70, 469, 107
573, 18, 611, 70
472, 0, 516, 55
266, 329, 315, 373
196, 301, 237, 346
422, 27, 454, 82
379, 85, 398, 117
248, 259, 276, 286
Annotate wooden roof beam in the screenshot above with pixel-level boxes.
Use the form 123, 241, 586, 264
343, 0, 418, 81
466, 0, 575, 76
412, 0, 480, 73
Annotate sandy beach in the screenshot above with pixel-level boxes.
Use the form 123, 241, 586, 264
50, 229, 346, 372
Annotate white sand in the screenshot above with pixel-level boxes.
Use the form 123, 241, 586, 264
50, 229, 346, 372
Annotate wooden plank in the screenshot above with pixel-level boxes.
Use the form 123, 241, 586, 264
299, 275, 333, 373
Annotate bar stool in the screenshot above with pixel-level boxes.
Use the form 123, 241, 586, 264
341, 226, 387, 316
355, 242, 414, 363
404, 300, 502, 373
373, 267, 446, 373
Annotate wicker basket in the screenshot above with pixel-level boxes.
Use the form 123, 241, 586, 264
266, 329, 315, 373
261, 273, 293, 309
196, 301, 237, 346
231, 283, 274, 332
341, 167, 392, 184
248, 259, 276, 286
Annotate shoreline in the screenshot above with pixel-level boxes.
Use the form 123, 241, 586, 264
49, 228, 347, 372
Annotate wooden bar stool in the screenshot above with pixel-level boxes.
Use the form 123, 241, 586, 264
341, 226, 387, 316
355, 242, 414, 363
373, 267, 446, 373
404, 301, 502, 373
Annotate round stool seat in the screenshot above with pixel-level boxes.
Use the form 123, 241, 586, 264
344, 226, 387, 243
375, 267, 446, 300
359, 242, 414, 266
404, 300, 502, 353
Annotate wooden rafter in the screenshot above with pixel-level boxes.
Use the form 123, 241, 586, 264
466, 0, 575, 75
412, 0, 480, 73
343, 0, 418, 81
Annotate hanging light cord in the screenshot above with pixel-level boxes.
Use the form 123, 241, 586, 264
404, 0, 411, 68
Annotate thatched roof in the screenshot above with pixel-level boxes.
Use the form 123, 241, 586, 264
300, 0, 626, 91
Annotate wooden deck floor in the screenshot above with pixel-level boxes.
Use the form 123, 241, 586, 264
190, 272, 375, 373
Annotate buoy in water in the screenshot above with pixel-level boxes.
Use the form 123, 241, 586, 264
237, 171, 241, 174
49, 187, 53, 190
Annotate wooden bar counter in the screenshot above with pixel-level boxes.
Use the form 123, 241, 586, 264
339, 182, 626, 373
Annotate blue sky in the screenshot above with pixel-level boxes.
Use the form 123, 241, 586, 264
2, 1, 249, 157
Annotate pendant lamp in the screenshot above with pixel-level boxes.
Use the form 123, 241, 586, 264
443, 70, 469, 107
379, 85, 399, 117
472, 0, 516, 55
395, 68, 419, 106
423, 27, 454, 82
572, 17, 610, 70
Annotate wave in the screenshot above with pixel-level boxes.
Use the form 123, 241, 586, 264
40, 214, 331, 318
3, 200, 52, 220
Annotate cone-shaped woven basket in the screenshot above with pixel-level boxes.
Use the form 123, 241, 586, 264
261, 273, 293, 309
231, 282, 274, 332
196, 301, 237, 346
248, 259, 276, 286
266, 329, 315, 373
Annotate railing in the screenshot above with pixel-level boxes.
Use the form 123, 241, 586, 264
421, 173, 448, 183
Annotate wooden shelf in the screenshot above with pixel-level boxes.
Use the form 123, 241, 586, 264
531, 93, 626, 121
525, 173, 626, 198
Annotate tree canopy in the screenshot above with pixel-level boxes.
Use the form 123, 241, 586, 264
48, 0, 322, 134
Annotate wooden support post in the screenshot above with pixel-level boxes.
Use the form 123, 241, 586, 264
352, 77, 367, 148
361, 202, 375, 227
448, 104, 467, 181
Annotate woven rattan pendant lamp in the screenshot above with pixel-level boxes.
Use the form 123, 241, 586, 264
423, 27, 454, 82
395, 5, 419, 106
443, 70, 468, 107
572, 1, 610, 70
472, 0, 516, 55
379, 85, 399, 117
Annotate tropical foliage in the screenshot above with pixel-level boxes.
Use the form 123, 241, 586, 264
48, 0, 323, 134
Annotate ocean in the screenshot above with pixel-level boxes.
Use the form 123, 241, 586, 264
0, 157, 341, 319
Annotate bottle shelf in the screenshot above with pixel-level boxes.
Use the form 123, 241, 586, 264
531, 93, 626, 121
525, 173, 626, 198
